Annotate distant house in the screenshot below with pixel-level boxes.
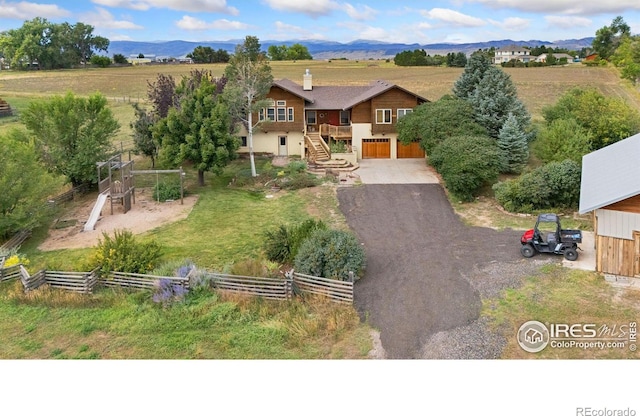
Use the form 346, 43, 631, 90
493, 45, 535, 64
584, 53, 599, 62
579, 133, 640, 277
238, 70, 429, 161
535, 53, 576, 63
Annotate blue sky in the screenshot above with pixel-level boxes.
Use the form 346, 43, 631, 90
1, 0, 640, 44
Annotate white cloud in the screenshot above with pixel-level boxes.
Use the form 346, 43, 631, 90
91, 0, 239, 14
262, 0, 339, 17
487, 17, 531, 31
544, 15, 592, 29
467, 0, 640, 15
81, 7, 143, 30
0, 1, 70, 19
422, 8, 486, 27
344, 3, 378, 21
273, 21, 326, 40
176, 15, 250, 31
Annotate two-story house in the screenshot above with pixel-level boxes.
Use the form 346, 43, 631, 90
493, 45, 535, 64
237, 70, 429, 161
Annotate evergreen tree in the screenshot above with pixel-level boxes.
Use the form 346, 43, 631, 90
452, 53, 492, 99
497, 113, 529, 173
468, 66, 531, 139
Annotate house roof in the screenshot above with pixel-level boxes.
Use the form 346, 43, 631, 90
579, 132, 640, 214
495, 45, 529, 53
271, 79, 428, 111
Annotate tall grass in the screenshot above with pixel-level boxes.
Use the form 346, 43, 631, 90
0, 280, 370, 359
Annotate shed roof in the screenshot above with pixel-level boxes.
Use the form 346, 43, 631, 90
579, 132, 640, 214
271, 79, 428, 110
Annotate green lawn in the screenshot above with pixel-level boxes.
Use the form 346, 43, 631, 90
2, 156, 373, 359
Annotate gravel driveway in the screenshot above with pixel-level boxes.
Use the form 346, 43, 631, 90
337, 184, 557, 359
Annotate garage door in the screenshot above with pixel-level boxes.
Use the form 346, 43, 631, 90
362, 138, 390, 158
397, 141, 425, 158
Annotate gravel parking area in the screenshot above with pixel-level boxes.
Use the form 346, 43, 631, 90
338, 184, 558, 359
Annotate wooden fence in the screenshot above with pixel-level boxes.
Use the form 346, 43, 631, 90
0, 230, 32, 252
0, 263, 22, 283
47, 184, 90, 206
204, 271, 354, 304
205, 273, 289, 300
103, 271, 189, 291
292, 272, 354, 304
0, 264, 354, 304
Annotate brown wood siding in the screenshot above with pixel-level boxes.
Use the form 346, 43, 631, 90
371, 89, 420, 135
258, 87, 305, 133
596, 234, 636, 276
603, 194, 640, 214
351, 101, 371, 123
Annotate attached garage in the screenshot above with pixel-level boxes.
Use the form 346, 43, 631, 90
362, 138, 390, 158
397, 141, 425, 158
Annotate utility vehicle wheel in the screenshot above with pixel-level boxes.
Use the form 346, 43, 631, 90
564, 248, 578, 261
521, 244, 535, 258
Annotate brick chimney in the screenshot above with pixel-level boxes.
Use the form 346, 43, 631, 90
303, 69, 312, 91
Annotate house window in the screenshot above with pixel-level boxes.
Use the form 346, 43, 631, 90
307, 110, 317, 125
276, 100, 286, 107
288, 107, 294, 122
277, 107, 286, 122
397, 109, 413, 118
240, 136, 247, 147
376, 109, 392, 124
266, 107, 275, 121
340, 110, 350, 125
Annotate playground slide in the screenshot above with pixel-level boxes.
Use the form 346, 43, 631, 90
84, 192, 108, 232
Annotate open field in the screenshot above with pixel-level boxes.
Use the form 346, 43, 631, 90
2, 60, 640, 123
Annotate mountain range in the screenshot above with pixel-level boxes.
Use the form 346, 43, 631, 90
109, 38, 595, 60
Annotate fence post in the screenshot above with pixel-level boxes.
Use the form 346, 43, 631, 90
285, 269, 294, 300
349, 271, 354, 283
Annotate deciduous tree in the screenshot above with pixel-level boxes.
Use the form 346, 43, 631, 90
397, 95, 486, 154
0, 130, 62, 239
223, 36, 273, 177
542, 87, 640, 150
154, 73, 237, 186
21, 92, 119, 186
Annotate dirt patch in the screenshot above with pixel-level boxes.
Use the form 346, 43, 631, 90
38, 189, 198, 251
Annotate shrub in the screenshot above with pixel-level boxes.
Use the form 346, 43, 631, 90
284, 160, 307, 174
294, 229, 365, 281
152, 181, 182, 201
152, 278, 188, 307
278, 173, 320, 190
264, 219, 327, 263
89, 229, 163, 275
493, 159, 582, 213
429, 135, 503, 202
90, 55, 111, 68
